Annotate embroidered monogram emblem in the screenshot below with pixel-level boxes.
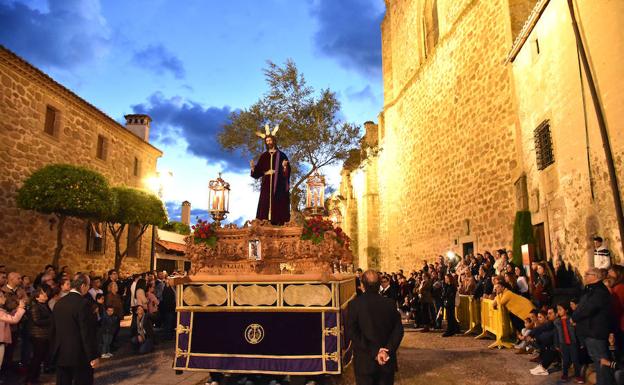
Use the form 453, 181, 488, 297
244, 323, 265, 344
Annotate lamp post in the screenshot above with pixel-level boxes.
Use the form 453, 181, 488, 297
208, 172, 230, 227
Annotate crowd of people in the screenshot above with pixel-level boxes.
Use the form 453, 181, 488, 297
364, 236, 624, 385
0, 263, 180, 385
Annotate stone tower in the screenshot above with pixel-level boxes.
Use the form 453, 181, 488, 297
181, 201, 191, 226
124, 114, 151, 142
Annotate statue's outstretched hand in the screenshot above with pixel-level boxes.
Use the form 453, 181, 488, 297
282, 160, 288, 168
250, 160, 255, 169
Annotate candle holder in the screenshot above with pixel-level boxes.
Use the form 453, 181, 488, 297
208, 172, 230, 227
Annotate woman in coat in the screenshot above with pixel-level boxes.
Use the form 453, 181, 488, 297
493, 282, 536, 333
0, 291, 26, 369
440, 274, 459, 337
26, 287, 51, 385
130, 305, 154, 354
418, 272, 435, 332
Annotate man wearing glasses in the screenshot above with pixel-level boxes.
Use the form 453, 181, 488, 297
572, 268, 611, 385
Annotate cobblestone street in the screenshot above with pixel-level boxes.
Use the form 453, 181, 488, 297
391, 329, 551, 385
7, 326, 557, 385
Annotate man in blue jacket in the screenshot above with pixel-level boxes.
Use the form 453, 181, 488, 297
572, 267, 612, 385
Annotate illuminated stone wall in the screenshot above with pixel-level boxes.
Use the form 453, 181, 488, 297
511, 0, 624, 269
340, 0, 624, 273
0, 46, 162, 277
374, 0, 523, 271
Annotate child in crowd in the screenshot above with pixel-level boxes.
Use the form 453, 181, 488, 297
515, 317, 535, 353
554, 303, 583, 383
146, 284, 160, 322
100, 306, 118, 359
94, 293, 106, 322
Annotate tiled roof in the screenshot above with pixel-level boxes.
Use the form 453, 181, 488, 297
156, 239, 186, 253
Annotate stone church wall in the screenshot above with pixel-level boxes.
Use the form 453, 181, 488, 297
340, 0, 624, 274
358, 0, 530, 271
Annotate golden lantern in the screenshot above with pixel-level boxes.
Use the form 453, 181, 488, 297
305, 170, 326, 216
208, 172, 230, 226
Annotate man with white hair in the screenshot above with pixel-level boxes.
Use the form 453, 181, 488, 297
572, 267, 611, 385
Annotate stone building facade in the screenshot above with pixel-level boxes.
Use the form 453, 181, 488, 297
338, 0, 624, 272
509, 0, 624, 269
0, 45, 163, 277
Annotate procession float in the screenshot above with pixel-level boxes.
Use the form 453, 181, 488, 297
172, 125, 356, 383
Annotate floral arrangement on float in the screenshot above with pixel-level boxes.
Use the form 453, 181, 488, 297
191, 218, 217, 248
301, 216, 350, 249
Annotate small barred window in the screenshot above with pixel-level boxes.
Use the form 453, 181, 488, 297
534, 120, 554, 170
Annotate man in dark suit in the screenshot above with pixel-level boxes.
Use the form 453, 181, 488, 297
379, 275, 397, 300
51, 273, 99, 385
347, 270, 404, 385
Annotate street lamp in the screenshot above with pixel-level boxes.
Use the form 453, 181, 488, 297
304, 170, 326, 216
144, 170, 173, 271
208, 172, 230, 227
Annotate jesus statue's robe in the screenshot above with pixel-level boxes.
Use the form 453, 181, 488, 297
251, 149, 291, 225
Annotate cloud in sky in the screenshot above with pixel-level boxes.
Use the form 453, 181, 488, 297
132, 93, 247, 172
309, 0, 384, 76
345, 85, 378, 105
0, 0, 110, 69
133, 44, 186, 79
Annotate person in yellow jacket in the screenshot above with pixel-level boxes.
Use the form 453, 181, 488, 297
493, 281, 536, 332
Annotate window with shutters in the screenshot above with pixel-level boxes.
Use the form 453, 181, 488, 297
44, 105, 58, 136
96, 135, 108, 160
86, 222, 105, 253
534, 120, 555, 170
133, 157, 140, 177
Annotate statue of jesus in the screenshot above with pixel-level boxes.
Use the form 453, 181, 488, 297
250, 126, 291, 225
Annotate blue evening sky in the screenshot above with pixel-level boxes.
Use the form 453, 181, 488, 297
1, 0, 385, 224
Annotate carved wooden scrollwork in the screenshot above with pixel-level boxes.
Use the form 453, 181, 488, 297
185, 220, 352, 275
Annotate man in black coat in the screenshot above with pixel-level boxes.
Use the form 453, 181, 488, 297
51, 273, 99, 385
347, 270, 404, 385
160, 277, 177, 340
572, 267, 612, 385
379, 275, 398, 300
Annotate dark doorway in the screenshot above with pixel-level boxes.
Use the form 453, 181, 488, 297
462, 242, 474, 257
533, 223, 547, 261
156, 259, 176, 274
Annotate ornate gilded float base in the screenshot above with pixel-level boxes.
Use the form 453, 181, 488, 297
186, 219, 352, 276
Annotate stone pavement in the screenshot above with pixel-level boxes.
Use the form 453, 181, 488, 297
389, 328, 553, 385
5, 327, 562, 385
11, 338, 210, 385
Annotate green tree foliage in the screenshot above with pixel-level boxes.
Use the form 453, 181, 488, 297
512, 210, 535, 266
161, 221, 191, 235
105, 187, 167, 270
16, 164, 112, 268
219, 60, 361, 209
